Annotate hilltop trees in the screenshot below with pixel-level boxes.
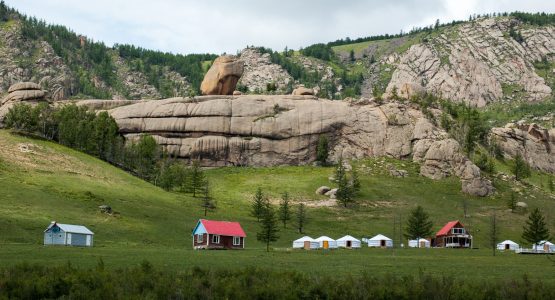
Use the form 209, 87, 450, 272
201, 182, 216, 216
334, 157, 361, 208
405, 206, 434, 245
251, 187, 266, 222
297, 203, 307, 234
190, 160, 206, 197
522, 208, 550, 246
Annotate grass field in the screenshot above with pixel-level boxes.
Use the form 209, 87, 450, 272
1, 129, 554, 281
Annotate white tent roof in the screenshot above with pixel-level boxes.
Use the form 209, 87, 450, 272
498, 240, 518, 245
410, 238, 430, 243
369, 234, 391, 241
315, 236, 335, 242
537, 240, 553, 245
337, 235, 360, 242
294, 236, 315, 242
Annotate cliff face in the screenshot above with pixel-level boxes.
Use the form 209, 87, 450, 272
68, 95, 493, 196
385, 18, 554, 106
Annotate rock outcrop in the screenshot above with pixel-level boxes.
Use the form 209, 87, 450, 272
0, 82, 47, 124
385, 18, 554, 106
67, 95, 493, 196
292, 86, 314, 96
238, 48, 292, 93
201, 56, 244, 95
490, 123, 555, 173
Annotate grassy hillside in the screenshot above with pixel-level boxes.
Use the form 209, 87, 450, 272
1, 130, 554, 280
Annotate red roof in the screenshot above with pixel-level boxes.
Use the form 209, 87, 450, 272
200, 219, 246, 237
436, 220, 464, 236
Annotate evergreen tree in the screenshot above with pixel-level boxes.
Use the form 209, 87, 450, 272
511, 154, 531, 181
316, 135, 329, 165
507, 193, 517, 213
351, 166, 361, 194
335, 157, 353, 208
548, 177, 554, 193
190, 160, 206, 197
404, 205, 433, 246
522, 208, 550, 246
278, 192, 291, 228
201, 181, 216, 216
349, 49, 355, 62
257, 201, 280, 252
296, 203, 307, 234
489, 212, 499, 256
251, 187, 266, 222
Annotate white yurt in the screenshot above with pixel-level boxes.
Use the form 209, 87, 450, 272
336, 235, 361, 249
533, 241, 554, 252
292, 236, 319, 250
408, 238, 431, 248
315, 236, 338, 249
496, 240, 519, 251
367, 234, 393, 248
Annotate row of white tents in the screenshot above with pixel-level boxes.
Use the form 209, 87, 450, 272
497, 240, 555, 252
293, 235, 393, 250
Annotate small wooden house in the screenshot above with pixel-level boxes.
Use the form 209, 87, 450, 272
432, 221, 472, 248
192, 219, 246, 250
44, 221, 94, 247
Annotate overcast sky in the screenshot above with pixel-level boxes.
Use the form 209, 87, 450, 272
5, 0, 555, 55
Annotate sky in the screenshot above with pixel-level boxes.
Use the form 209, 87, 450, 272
4, 0, 555, 55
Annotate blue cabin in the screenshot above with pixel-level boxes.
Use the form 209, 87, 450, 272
44, 221, 94, 247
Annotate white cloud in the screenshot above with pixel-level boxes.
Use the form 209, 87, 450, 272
4, 0, 555, 54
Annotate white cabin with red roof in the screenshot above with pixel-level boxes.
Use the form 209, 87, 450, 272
432, 220, 472, 248
192, 219, 246, 250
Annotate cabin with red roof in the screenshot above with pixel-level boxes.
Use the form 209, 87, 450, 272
431, 220, 472, 248
192, 219, 246, 250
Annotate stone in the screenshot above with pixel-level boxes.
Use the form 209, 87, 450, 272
316, 186, 331, 195
516, 202, 528, 209
2, 90, 46, 104
7, 82, 41, 93
238, 48, 292, 93
233, 91, 242, 96
200, 55, 244, 95
99, 205, 112, 214
325, 188, 338, 199
390, 169, 409, 178
292, 86, 314, 96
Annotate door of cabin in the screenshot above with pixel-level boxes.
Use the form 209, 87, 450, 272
505, 244, 510, 250
420, 241, 426, 248
346, 241, 352, 248
323, 241, 329, 249
304, 241, 311, 250
381, 240, 385, 247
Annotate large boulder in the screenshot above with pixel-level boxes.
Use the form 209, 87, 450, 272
1, 82, 47, 124
8, 82, 41, 93
292, 86, 314, 96
200, 56, 244, 95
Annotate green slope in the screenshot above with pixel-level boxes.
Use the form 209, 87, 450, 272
1, 130, 555, 279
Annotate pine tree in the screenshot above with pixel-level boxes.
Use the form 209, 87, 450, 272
512, 153, 531, 181
335, 157, 353, 208
297, 203, 307, 234
404, 205, 433, 246
278, 192, 291, 228
349, 49, 355, 62
251, 187, 266, 222
351, 166, 361, 194
257, 201, 280, 252
507, 193, 517, 213
316, 135, 329, 165
522, 208, 550, 246
201, 181, 215, 216
190, 160, 206, 197
489, 212, 499, 256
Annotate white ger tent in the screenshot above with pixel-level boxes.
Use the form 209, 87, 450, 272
533, 240, 554, 252
292, 236, 319, 250
336, 235, 361, 249
408, 238, 431, 248
315, 236, 338, 249
497, 240, 519, 251
368, 234, 393, 248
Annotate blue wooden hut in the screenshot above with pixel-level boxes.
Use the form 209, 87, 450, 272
44, 221, 94, 247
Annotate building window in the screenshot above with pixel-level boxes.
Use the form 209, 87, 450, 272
233, 237, 241, 246
197, 234, 203, 243
212, 235, 220, 244
452, 228, 465, 234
